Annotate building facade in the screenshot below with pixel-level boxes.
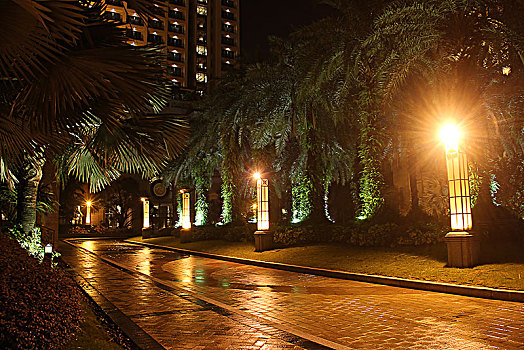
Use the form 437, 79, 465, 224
105, 0, 240, 90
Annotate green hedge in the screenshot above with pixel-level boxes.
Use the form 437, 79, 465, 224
273, 221, 446, 247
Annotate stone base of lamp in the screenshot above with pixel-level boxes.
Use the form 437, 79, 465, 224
254, 231, 273, 252
180, 229, 192, 243
445, 231, 480, 268
142, 227, 153, 239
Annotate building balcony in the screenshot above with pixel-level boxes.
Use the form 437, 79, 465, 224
221, 0, 235, 8
169, 0, 185, 6
221, 11, 235, 20
150, 6, 165, 17
128, 16, 144, 26
222, 23, 234, 33
149, 19, 164, 30
168, 67, 183, 77
106, 0, 124, 6
168, 38, 184, 48
127, 30, 143, 40
221, 36, 235, 45
147, 34, 163, 44
168, 23, 184, 34
103, 11, 122, 22
167, 52, 184, 62
168, 10, 185, 20
221, 49, 235, 59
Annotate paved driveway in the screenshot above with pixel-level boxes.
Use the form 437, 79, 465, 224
60, 239, 524, 349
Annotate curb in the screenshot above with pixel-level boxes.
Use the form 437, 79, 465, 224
125, 239, 524, 303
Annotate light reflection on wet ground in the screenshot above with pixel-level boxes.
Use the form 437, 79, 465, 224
65, 239, 524, 349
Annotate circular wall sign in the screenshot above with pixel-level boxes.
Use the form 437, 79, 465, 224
150, 179, 169, 199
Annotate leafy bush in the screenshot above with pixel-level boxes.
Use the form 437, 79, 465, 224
273, 224, 320, 246
274, 221, 446, 248
0, 231, 83, 349
9, 225, 60, 266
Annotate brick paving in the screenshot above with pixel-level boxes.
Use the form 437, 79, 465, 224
60, 239, 524, 349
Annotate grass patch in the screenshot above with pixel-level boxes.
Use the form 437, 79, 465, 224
128, 236, 524, 291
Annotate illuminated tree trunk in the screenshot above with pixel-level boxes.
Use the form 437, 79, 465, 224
16, 155, 45, 234
305, 129, 328, 223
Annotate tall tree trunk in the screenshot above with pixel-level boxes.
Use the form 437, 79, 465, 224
16, 155, 45, 234
305, 129, 328, 223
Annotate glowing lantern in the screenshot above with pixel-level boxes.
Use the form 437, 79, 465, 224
181, 191, 191, 229
141, 197, 150, 229
254, 173, 269, 231
86, 200, 92, 225
439, 124, 472, 231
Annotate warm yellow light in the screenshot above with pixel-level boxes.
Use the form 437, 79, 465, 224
439, 123, 461, 152
182, 192, 191, 229
253, 172, 261, 180
86, 201, 92, 225
142, 198, 150, 229
256, 178, 269, 231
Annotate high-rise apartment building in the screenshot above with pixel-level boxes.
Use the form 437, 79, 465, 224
104, 0, 240, 90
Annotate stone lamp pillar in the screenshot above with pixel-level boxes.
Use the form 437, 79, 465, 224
254, 172, 273, 252
440, 124, 479, 267
180, 191, 192, 243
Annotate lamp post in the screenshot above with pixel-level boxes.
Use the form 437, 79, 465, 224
253, 172, 273, 252
439, 124, 479, 267
141, 197, 150, 229
86, 201, 92, 225
179, 190, 193, 243
181, 190, 191, 230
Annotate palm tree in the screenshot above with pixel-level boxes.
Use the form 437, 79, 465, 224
357, 0, 523, 218
0, 0, 189, 234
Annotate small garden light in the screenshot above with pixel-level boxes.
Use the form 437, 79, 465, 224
44, 243, 53, 260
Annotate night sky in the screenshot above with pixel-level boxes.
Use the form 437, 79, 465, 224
240, 0, 337, 62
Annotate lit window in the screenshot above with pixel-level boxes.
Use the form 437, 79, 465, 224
502, 66, 511, 75
196, 73, 207, 83
197, 5, 207, 15
196, 45, 207, 55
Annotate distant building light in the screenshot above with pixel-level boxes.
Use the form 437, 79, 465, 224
502, 66, 511, 75
225, 47, 231, 51
226, 34, 230, 38
111, 8, 115, 12
153, 31, 157, 35
225, 21, 231, 25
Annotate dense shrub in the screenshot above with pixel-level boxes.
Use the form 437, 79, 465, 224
273, 221, 446, 248
0, 231, 83, 349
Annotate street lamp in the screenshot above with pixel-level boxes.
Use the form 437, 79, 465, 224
141, 197, 150, 229
180, 190, 191, 230
439, 123, 478, 267
254, 173, 269, 230
86, 200, 92, 225
253, 172, 272, 252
